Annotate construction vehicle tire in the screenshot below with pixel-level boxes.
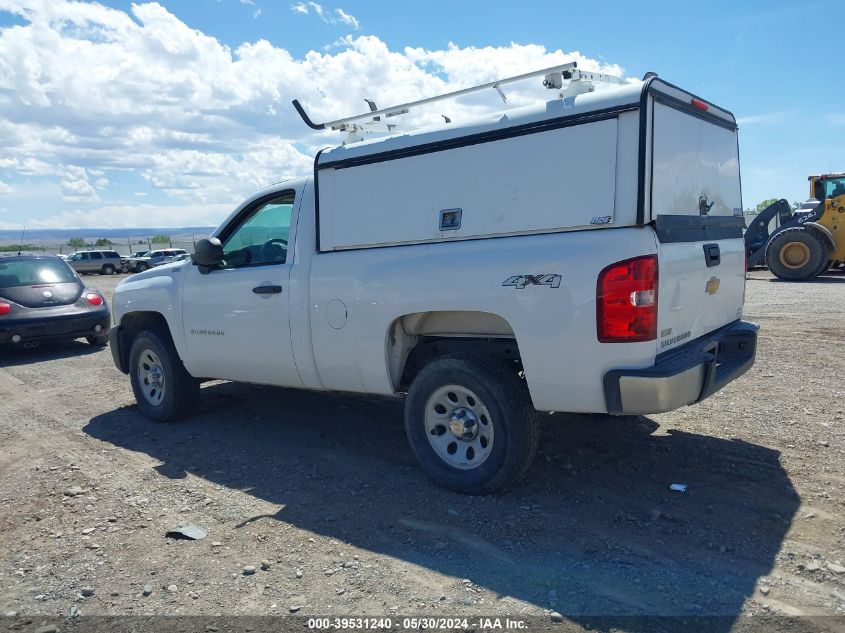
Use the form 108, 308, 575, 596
765, 227, 829, 281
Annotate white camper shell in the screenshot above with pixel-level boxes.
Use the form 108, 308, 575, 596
315, 77, 742, 252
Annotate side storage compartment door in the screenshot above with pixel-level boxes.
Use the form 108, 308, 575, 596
317, 118, 619, 251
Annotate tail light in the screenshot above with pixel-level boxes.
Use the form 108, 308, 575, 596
0, 301, 10, 316
85, 292, 103, 306
597, 255, 658, 342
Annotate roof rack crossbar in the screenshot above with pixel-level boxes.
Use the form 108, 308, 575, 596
292, 61, 580, 131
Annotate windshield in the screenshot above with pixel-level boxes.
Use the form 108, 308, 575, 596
823, 177, 845, 198
0, 259, 77, 288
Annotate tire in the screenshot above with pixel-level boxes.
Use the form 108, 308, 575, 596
129, 330, 199, 422
765, 228, 828, 281
86, 333, 109, 347
136, 262, 148, 272
101, 264, 115, 275
813, 259, 834, 277
404, 354, 539, 494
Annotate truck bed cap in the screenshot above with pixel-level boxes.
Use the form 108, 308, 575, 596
317, 81, 647, 168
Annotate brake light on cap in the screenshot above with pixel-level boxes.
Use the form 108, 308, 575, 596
0, 301, 10, 316
597, 255, 658, 343
691, 98, 709, 111
85, 292, 103, 306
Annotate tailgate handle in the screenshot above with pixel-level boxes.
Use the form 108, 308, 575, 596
703, 243, 720, 268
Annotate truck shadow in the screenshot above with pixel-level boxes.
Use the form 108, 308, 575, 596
85, 381, 798, 631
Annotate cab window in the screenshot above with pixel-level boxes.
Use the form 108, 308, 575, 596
823, 177, 845, 199
221, 192, 294, 268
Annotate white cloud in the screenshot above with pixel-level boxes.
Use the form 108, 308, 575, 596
239, 0, 261, 18
334, 8, 359, 30
0, 180, 13, 195
736, 112, 793, 125
0, 0, 624, 228
60, 165, 99, 201
0, 202, 232, 230
290, 2, 360, 30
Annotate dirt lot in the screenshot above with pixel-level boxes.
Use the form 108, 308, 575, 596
0, 270, 843, 632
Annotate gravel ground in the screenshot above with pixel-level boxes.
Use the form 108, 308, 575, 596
0, 269, 843, 632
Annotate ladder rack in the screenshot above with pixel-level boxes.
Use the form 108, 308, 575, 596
292, 61, 625, 142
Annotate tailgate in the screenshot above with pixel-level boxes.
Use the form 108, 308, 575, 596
654, 232, 745, 352
648, 90, 745, 352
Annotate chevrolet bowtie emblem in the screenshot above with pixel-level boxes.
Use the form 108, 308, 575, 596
705, 277, 720, 295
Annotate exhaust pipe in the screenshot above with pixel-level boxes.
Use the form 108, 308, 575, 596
22, 341, 40, 349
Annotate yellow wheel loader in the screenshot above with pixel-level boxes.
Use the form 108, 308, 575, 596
745, 173, 845, 280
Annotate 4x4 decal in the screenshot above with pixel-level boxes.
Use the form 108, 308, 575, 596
502, 274, 562, 289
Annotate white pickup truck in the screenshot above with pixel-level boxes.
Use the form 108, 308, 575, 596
110, 66, 758, 493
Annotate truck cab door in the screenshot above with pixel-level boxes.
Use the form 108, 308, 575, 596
181, 188, 303, 387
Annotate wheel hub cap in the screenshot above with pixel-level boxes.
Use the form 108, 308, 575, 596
138, 349, 165, 406
424, 385, 494, 470
148, 368, 163, 388
449, 407, 478, 440
780, 241, 810, 269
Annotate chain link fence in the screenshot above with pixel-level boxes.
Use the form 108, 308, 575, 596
8, 239, 199, 256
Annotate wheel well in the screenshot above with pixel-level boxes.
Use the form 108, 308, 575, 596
116, 311, 173, 370
387, 310, 521, 392
398, 337, 522, 392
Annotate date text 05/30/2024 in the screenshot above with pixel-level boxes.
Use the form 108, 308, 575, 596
307, 617, 528, 630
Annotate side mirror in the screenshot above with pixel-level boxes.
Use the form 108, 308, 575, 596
191, 237, 224, 273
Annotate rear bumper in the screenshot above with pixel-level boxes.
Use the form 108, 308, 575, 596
603, 320, 759, 415
0, 309, 111, 344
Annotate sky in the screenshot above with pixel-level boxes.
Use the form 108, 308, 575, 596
0, 0, 842, 229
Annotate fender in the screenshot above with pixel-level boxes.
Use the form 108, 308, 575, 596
112, 266, 188, 361
803, 222, 836, 251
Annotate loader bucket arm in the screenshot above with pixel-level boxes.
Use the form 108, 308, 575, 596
744, 199, 794, 267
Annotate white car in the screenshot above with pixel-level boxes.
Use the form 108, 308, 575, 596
109, 69, 758, 493
129, 248, 187, 272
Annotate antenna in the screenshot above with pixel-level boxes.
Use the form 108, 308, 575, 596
292, 61, 586, 134
17, 226, 26, 256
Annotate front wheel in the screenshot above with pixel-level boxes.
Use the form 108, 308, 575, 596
404, 355, 539, 494
136, 262, 148, 272
101, 264, 115, 275
129, 330, 199, 422
766, 228, 828, 281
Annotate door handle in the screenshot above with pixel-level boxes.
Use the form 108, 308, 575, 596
252, 285, 282, 294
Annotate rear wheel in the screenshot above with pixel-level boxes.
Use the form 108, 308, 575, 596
766, 228, 828, 281
404, 354, 539, 494
86, 333, 108, 346
129, 330, 199, 422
